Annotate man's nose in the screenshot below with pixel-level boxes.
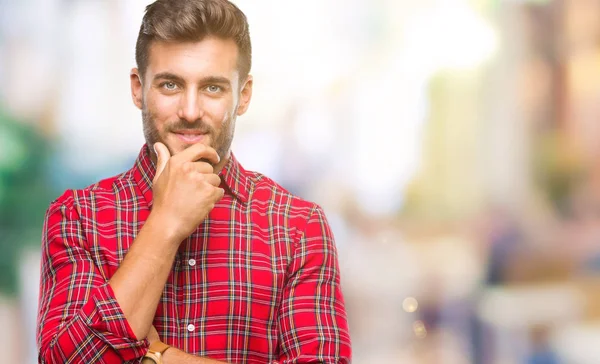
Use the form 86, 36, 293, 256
177, 89, 204, 122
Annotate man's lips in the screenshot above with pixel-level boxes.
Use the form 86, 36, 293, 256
173, 131, 208, 143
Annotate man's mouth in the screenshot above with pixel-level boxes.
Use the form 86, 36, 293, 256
173, 131, 208, 143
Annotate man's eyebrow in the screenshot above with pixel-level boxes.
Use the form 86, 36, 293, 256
153, 72, 186, 84
152, 73, 232, 87
199, 76, 232, 86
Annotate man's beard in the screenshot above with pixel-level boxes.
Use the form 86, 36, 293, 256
142, 105, 235, 166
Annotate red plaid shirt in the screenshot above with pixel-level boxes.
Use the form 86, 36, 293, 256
37, 145, 351, 364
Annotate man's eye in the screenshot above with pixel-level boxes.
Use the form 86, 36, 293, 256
207, 85, 221, 93
162, 82, 177, 90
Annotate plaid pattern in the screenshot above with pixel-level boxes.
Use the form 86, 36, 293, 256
37, 145, 351, 364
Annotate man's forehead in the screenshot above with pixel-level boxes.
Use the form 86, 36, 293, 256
147, 37, 239, 69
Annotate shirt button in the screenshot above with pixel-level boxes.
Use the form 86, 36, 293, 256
188, 259, 196, 267
187, 324, 195, 332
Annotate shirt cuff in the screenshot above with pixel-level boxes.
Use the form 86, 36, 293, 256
80, 282, 149, 361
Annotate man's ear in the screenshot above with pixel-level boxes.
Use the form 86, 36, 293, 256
130, 68, 143, 110
236, 75, 253, 116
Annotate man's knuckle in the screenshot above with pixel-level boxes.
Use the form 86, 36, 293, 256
184, 162, 196, 174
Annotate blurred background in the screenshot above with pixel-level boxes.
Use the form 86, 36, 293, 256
1, 0, 600, 362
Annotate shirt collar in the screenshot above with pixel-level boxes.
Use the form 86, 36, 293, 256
219, 151, 252, 203
132, 144, 251, 207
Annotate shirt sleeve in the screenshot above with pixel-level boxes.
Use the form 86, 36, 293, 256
275, 205, 352, 364
37, 194, 149, 363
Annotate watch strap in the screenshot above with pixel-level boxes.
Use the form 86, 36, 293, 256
144, 340, 170, 364
149, 340, 170, 354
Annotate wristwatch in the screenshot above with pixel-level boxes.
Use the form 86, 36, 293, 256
144, 340, 170, 364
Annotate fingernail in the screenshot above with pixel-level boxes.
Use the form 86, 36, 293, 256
153, 144, 157, 155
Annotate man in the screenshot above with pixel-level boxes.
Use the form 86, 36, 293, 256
36, 0, 352, 363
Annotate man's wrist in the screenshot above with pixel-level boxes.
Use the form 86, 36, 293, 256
144, 340, 171, 364
145, 210, 184, 244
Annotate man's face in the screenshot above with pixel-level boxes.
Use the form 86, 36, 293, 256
130, 37, 253, 168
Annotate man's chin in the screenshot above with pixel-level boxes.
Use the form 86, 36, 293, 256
163, 138, 212, 155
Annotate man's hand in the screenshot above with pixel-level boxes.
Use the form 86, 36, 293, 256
151, 142, 225, 242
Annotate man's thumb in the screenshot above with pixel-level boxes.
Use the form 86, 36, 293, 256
153, 142, 171, 181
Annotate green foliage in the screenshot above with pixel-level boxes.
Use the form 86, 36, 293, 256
0, 108, 56, 295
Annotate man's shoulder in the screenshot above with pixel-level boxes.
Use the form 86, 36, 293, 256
246, 170, 322, 219
47, 170, 135, 214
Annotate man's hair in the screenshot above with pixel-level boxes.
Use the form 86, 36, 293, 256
135, 0, 252, 81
